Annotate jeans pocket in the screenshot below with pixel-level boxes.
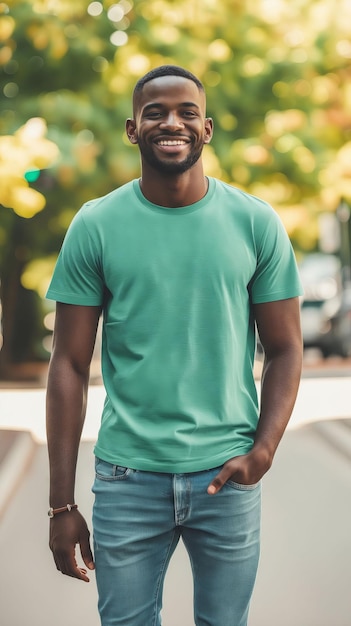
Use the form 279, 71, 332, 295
225, 479, 260, 491
95, 457, 132, 481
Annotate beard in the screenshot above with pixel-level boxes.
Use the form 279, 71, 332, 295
137, 139, 204, 175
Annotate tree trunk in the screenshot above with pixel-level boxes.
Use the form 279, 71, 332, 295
0, 214, 40, 380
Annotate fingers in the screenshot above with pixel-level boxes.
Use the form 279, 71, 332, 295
49, 514, 94, 582
207, 455, 248, 495
207, 466, 232, 495
207, 452, 267, 495
53, 547, 91, 582
80, 537, 95, 572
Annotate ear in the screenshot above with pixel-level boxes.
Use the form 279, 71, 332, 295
126, 118, 138, 144
204, 117, 214, 144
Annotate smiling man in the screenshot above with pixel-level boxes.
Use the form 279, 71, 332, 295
127, 70, 212, 182
46, 65, 303, 626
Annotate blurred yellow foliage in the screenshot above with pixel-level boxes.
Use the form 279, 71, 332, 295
0, 118, 59, 217
0, 15, 15, 41
21, 255, 58, 297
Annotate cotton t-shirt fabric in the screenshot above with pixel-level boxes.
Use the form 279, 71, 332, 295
46, 177, 302, 473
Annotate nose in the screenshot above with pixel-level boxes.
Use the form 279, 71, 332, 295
159, 112, 184, 131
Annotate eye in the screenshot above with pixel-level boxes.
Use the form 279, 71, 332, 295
182, 110, 197, 118
144, 110, 163, 119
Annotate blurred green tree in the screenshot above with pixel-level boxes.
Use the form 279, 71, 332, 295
0, 0, 350, 377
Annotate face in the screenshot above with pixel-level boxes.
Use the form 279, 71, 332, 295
126, 76, 213, 175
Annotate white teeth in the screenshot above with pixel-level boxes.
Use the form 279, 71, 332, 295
158, 140, 186, 146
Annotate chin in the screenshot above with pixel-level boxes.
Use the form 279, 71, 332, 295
148, 153, 202, 176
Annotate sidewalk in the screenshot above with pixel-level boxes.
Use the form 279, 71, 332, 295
1, 419, 351, 626
1, 376, 350, 520
0, 429, 36, 519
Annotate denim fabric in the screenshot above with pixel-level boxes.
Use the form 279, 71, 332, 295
92, 458, 261, 626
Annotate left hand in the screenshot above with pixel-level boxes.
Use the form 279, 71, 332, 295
207, 448, 272, 495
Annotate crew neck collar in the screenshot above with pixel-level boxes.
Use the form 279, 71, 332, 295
133, 177, 215, 215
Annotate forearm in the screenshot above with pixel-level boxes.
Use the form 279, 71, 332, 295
254, 345, 302, 462
46, 355, 90, 507
207, 344, 302, 495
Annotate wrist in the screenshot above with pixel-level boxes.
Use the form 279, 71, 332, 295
251, 442, 274, 469
48, 503, 78, 518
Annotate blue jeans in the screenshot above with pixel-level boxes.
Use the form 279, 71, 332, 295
92, 459, 261, 626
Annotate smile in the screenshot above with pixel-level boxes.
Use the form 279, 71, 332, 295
156, 140, 188, 146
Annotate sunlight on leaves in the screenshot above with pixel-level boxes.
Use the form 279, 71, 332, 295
0, 118, 59, 217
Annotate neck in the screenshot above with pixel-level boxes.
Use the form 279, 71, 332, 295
139, 163, 208, 208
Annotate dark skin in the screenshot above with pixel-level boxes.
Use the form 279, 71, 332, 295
125, 76, 213, 207
47, 303, 100, 581
47, 75, 303, 581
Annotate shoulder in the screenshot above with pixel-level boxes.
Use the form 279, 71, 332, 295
66, 180, 138, 242
79, 180, 136, 222
211, 178, 277, 216
210, 179, 283, 237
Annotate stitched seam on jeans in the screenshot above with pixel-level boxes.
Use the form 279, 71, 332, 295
152, 529, 179, 626
226, 480, 260, 491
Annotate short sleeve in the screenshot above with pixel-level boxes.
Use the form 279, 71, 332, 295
46, 208, 104, 305
250, 209, 303, 304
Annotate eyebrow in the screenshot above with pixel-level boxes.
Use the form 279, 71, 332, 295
142, 101, 201, 112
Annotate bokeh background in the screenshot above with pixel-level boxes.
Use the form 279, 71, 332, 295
1, 0, 351, 380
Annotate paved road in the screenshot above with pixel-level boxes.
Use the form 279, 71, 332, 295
1, 373, 351, 626
1, 419, 351, 626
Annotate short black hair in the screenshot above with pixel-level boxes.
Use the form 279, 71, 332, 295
133, 65, 205, 102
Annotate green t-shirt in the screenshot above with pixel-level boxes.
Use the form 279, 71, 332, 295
47, 177, 302, 472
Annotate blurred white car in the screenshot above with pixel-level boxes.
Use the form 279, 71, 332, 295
299, 253, 343, 356
319, 285, 351, 358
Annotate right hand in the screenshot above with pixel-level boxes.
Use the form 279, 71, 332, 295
49, 509, 95, 582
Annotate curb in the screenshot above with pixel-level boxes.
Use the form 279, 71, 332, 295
312, 419, 351, 460
0, 430, 37, 520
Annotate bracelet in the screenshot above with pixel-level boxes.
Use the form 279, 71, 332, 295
48, 503, 78, 518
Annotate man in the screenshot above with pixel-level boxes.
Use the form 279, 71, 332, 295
46, 65, 303, 626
